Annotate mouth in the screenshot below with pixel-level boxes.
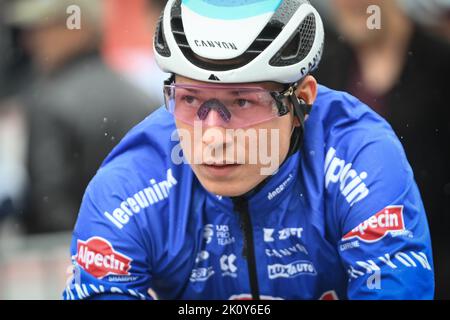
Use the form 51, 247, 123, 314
200, 163, 242, 177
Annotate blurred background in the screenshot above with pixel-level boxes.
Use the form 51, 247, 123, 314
0, 0, 449, 299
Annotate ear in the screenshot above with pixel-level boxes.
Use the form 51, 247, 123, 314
295, 75, 318, 105
292, 75, 318, 127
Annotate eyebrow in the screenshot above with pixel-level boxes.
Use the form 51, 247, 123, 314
177, 85, 267, 96
178, 87, 199, 94
230, 88, 264, 95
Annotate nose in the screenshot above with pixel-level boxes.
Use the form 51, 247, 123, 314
202, 109, 228, 128
197, 99, 231, 128
201, 120, 234, 149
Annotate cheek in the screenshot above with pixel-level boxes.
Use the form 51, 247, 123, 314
175, 122, 196, 162
239, 120, 292, 176
266, 117, 293, 160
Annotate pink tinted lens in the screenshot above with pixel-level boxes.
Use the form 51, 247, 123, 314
163, 84, 280, 128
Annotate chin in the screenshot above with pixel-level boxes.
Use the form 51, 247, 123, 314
191, 164, 268, 197
199, 179, 254, 197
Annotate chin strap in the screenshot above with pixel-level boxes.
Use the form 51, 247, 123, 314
270, 80, 312, 159
287, 93, 312, 159
277, 80, 312, 159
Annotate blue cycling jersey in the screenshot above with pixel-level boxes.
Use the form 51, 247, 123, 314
63, 85, 434, 300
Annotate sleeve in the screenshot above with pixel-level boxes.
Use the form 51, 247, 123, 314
62, 173, 156, 300
328, 132, 435, 300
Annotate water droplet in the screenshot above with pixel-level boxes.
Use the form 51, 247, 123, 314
104, 132, 108, 136
103, 117, 108, 123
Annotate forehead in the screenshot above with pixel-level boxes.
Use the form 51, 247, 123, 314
175, 75, 285, 91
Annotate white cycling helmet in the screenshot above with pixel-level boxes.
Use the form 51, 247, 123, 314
154, 0, 325, 84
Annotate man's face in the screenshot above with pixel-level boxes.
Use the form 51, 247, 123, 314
173, 76, 294, 197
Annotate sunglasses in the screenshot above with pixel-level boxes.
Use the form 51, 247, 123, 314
163, 82, 294, 129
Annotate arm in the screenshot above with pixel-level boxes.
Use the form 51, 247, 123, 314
63, 175, 155, 300
329, 134, 434, 299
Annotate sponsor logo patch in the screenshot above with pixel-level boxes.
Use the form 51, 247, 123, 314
347, 250, 432, 280
268, 260, 317, 279
325, 147, 369, 206
75, 237, 132, 279
319, 290, 339, 300
263, 227, 303, 243
220, 254, 238, 277
342, 206, 405, 243
190, 267, 215, 282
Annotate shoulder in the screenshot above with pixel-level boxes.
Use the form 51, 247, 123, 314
307, 85, 403, 161
312, 84, 389, 130
303, 85, 418, 230
79, 107, 185, 231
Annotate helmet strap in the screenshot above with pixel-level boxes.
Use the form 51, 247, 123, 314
285, 83, 312, 159
164, 73, 175, 86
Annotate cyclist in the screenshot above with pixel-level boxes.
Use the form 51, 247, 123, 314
63, 0, 434, 300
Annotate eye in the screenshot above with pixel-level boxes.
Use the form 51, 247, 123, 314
183, 95, 196, 104
235, 99, 250, 108
178, 95, 200, 107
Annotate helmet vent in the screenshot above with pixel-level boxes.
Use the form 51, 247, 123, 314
171, 16, 190, 48
155, 13, 171, 57
269, 13, 316, 67
246, 24, 283, 54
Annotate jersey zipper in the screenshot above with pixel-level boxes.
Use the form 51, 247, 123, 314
232, 197, 260, 300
